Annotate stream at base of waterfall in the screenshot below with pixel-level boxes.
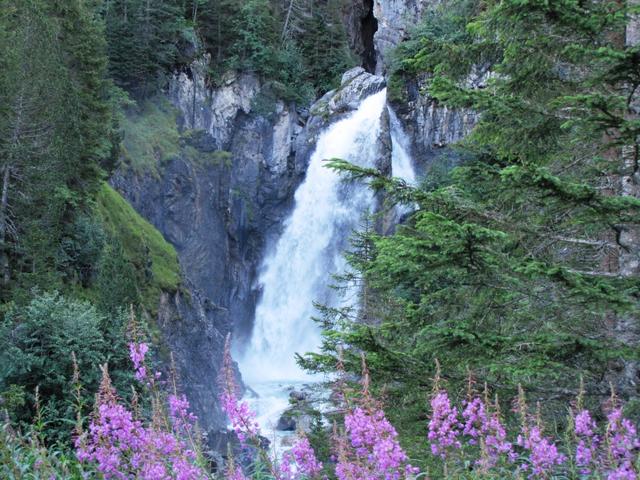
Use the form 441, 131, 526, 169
235, 88, 417, 452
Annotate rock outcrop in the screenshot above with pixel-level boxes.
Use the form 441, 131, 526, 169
373, 0, 430, 75
369, 0, 480, 173
341, 0, 378, 73
112, 60, 305, 444
389, 75, 478, 174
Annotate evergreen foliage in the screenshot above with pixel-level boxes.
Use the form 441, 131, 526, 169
0, 1, 183, 445
95, 182, 181, 312
301, 0, 640, 452
0, 0, 118, 303
102, 0, 186, 97
0, 292, 130, 444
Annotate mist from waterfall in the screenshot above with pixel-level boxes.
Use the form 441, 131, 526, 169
239, 89, 388, 382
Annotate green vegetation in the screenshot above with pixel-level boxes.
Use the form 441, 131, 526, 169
102, 0, 187, 98
103, 0, 356, 104
0, 0, 187, 449
0, 424, 87, 479
96, 183, 181, 309
302, 0, 640, 466
120, 98, 234, 176
120, 99, 181, 176
0, 292, 130, 444
0, 0, 356, 452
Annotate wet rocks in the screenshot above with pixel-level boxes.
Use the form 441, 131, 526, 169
276, 411, 297, 431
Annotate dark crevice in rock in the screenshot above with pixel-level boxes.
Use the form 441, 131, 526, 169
361, 0, 378, 73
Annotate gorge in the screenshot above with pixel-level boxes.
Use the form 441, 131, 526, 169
3, 0, 639, 476
111, 0, 473, 447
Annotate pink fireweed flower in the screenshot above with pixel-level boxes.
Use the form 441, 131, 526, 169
517, 425, 566, 478
341, 406, 418, 480
462, 397, 488, 444
282, 436, 323, 478
129, 342, 149, 382
76, 366, 206, 479
574, 409, 598, 475
482, 411, 515, 468
428, 391, 461, 459
607, 464, 638, 480
460, 396, 513, 469
575, 410, 597, 437
218, 336, 260, 445
605, 407, 639, 479
335, 459, 377, 480
168, 393, 198, 434
225, 459, 249, 480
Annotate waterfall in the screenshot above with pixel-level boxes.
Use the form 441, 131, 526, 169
389, 107, 417, 185
239, 89, 388, 383
388, 107, 418, 223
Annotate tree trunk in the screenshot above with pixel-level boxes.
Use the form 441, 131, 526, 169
603, 6, 640, 397
613, 4, 640, 396
281, 0, 295, 41
0, 165, 11, 287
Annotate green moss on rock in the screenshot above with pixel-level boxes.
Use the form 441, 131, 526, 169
120, 98, 180, 177
95, 183, 181, 312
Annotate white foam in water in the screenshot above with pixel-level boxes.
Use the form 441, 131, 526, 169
389, 107, 419, 224
239, 89, 388, 384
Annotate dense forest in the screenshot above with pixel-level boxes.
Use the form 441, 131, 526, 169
1, 0, 639, 478
0, 0, 354, 443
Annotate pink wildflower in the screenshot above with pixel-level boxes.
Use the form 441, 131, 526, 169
428, 391, 461, 459
574, 409, 598, 475
218, 336, 260, 445
76, 365, 206, 479
284, 436, 323, 478
462, 397, 488, 444
605, 407, 639, 480
225, 459, 249, 480
337, 406, 418, 480
168, 394, 198, 434
129, 342, 149, 382
483, 411, 515, 468
517, 425, 566, 478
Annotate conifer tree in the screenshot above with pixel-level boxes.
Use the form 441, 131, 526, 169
304, 0, 640, 403
103, 0, 184, 96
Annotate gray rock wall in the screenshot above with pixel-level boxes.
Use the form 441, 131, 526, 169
112, 62, 306, 444
373, 0, 432, 74
371, 0, 479, 172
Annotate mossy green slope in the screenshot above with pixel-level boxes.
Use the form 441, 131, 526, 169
95, 182, 181, 312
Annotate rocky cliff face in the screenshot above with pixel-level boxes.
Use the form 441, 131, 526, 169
372, 0, 478, 173
389, 74, 479, 176
373, 0, 430, 74
112, 61, 305, 443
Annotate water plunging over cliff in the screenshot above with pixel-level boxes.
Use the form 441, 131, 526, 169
240, 89, 388, 383
389, 107, 417, 185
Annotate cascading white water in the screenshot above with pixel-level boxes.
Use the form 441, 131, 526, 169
240, 89, 388, 383
237, 89, 418, 441
388, 107, 419, 222
389, 107, 417, 185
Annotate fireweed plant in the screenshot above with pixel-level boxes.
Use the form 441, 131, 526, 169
74, 313, 209, 479
4, 324, 640, 479
218, 335, 325, 480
